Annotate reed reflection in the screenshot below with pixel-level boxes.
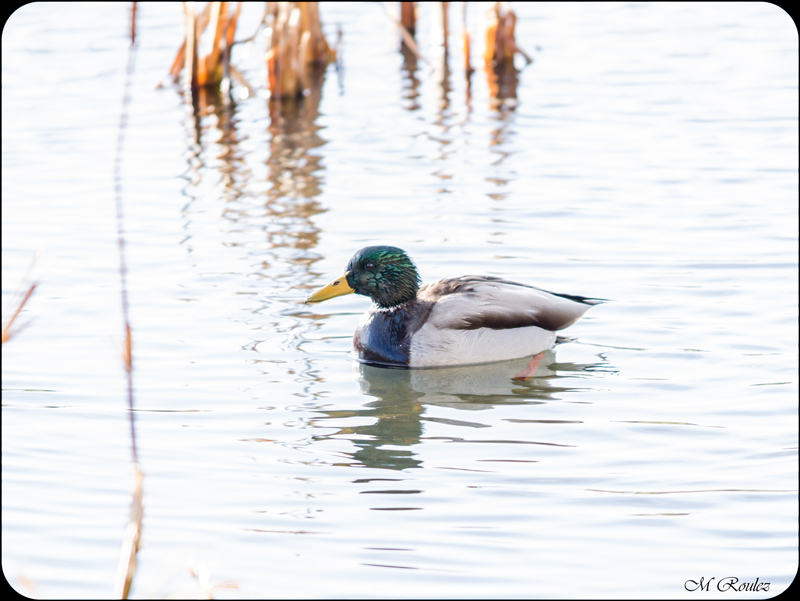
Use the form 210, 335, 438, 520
486, 60, 519, 110
433, 9, 453, 119
181, 84, 248, 209
310, 351, 611, 471
400, 43, 422, 112
264, 64, 328, 251
251, 65, 331, 378
177, 60, 332, 380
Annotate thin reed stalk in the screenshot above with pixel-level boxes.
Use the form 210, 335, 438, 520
462, 2, 473, 77
382, 2, 425, 63
113, 466, 144, 599
1, 282, 36, 345
114, 5, 139, 468
442, 2, 449, 53
112, 3, 143, 598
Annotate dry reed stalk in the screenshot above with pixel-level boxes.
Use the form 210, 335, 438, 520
297, 2, 330, 64
266, 2, 333, 101
462, 2, 473, 76
130, 2, 137, 44
173, 2, 240, 89
382, 2, 425, 63
113, 466, 144, 599
482, 2, 530, 107
483, 4, 499, 66
204, 2, 241, 87
115, 0, 139, 468
113, 5, 143, 598
462, 2, 473, 108
183, 3, 199, 88
441, 2, 449, 54
1, 282, 36, 345
171, 2, 210, 84
400, 2, 416, 36
200, 1, 225, 85
278, 4, 301, 99
483, 2, 532, 68
122, 323, 133, 374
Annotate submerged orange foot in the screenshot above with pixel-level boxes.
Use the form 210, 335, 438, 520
512, 352, 545, 381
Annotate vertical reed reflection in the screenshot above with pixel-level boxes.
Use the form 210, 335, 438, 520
264, 64, 328, 251
254, 65, 330, 378
435, 3, 453, 117
400, 43, 421, 112
486, 60, 520, 111
178, 66, 329, 255
177, 62, 331, 380
182, 84, 246, 202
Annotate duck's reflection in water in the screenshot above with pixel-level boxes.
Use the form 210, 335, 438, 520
310, 350, 610, 471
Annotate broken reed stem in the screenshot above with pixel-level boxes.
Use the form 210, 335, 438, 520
484, 2, 532, 68
113, 466, 144, 599
168, 2, 527, 108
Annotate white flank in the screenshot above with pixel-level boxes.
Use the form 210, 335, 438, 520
409, 322, 557, 367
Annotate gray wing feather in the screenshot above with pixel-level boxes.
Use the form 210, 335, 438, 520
420, 276, 599, 332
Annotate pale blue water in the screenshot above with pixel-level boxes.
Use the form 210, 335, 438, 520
2, 2, 797, 598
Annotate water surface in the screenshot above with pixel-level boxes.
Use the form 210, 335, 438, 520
2, 2, 797, 598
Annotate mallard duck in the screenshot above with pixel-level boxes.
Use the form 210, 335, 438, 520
305, 246, 602, 368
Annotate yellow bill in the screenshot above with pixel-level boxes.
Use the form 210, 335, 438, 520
305, 272, 355, 303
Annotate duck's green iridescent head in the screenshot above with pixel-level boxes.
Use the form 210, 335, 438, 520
305, 246, 421, 309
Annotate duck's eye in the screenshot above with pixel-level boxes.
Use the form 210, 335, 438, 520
365, 262, 374, 270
